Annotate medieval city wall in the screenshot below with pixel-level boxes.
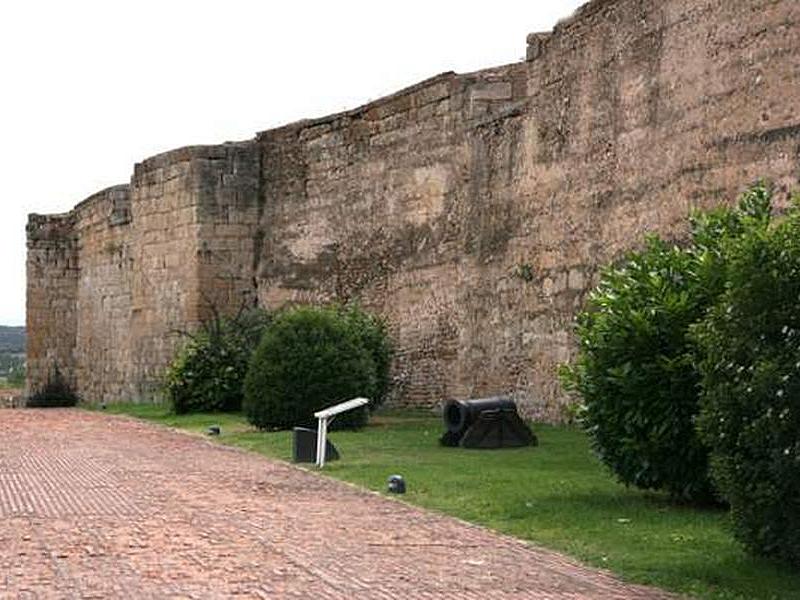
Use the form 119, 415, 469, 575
26, 145, 261, 403
27, 0, 800, 419
26, 213, 78, 393
72, 185, 133, 402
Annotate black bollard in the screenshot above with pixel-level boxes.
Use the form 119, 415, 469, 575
387, 474, 406, 494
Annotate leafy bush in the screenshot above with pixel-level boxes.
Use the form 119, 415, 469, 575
561, 237, 716, 502
561, 183, 772, 503
694, 189, 800, 565
243, 305, 379, 430
27, 364, 78, 408
165, 308, 270, 414
336, 303, 393, 409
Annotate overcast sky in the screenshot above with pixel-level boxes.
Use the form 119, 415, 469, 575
0, 0, 585, 326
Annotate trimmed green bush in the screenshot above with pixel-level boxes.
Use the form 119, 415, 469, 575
165, 308, 270, 414
27, 365, 78, 408
243, 306, 378, 430
694, 189, 800, 565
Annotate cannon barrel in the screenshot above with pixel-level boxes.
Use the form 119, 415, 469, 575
440, 396, 537, 449
443, 397, 518, 434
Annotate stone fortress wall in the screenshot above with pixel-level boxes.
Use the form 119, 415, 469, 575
27, 0, 800, 420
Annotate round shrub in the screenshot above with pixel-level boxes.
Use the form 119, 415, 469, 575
336, 303, 393, 409
561, 237, 716, 502
243, 306, 377, 430
165, 309, 270, 414
695, 200, 800, 565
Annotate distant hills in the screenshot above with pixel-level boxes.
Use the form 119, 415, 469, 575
0, 326, 25, 354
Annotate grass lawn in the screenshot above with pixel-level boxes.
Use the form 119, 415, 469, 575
0, 378, 23, 391
95, 403, 799, 600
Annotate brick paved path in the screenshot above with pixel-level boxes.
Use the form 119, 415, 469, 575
0, 410, 678, 599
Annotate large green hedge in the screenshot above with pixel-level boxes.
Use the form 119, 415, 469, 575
565, 181, 800, 562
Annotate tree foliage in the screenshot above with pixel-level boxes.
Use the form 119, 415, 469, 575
561, 237, 716, 502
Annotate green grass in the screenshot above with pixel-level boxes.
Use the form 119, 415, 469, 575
94, 403, 800, 600
0, 378, 23, 390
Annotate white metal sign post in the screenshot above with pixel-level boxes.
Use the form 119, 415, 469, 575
313, 397, 369, 468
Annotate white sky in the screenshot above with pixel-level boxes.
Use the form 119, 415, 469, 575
0, 0, 585, 326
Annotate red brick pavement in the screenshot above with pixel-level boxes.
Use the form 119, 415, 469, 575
0, 410, 679, 599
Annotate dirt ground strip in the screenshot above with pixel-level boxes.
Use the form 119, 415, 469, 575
0, 410, 678, 599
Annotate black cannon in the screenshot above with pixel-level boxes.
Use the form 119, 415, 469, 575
440, 396, 537, 449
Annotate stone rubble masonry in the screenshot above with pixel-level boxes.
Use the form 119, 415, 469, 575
26, 0, 800, 420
